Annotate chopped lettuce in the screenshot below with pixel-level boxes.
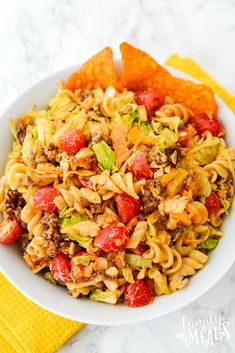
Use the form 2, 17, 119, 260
160, 128, 178, 148
106, 267, 119, 277
92, 141, 115, 170
68, 234, 93, 248
36, 117, 54, 145
151, 121, 163, 135
140, 122, 156, 138
148, 268, 171, 295
197, 238, 219, 250
60, 212, 88, 230
90, 289, 117, 304
73, 255, 91, 266
122, 267, 134, 283
193, 145, 219, 166
125, 253, 152, 269
44, 271, 57, 285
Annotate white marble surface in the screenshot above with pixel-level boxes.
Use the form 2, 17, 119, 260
0, 0, 235, 352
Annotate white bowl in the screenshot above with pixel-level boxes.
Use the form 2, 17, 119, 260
0, 62, 234, 325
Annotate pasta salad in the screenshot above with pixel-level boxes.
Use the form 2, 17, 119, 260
0, 43, 234, 307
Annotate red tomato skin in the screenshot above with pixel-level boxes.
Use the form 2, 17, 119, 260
205, 192, 221, 214
61, 129, 87, 155
190, 113, 222, 136
135, 88, 165, 117
124, 279, 154, 307
94, 224, 129, 252
0, 218, 21, 244
33, 187, 61, 213
51, 252, 71, 283
128, 152, 152, 179
114, 194, 141, 223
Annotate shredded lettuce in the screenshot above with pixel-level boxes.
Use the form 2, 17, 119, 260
125, 253, 152, 269
197, 238, 219, 250
68, 234, 93, 248
122, 267, 134, 283
159, 128, 178, 148
193, 145, 219, 166
44, 271, 57, 285
151, 121, 163, 135
60, 212, 88, 230
92, 141, 115, 170
90, 289, 117, 304
73, 255, 91, 266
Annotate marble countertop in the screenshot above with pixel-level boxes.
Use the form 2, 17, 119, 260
0, 0, 235, 352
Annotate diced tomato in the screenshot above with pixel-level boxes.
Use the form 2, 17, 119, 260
0, 218, 21, 244
94, 224, 129, 252
124, 279, 154, 307
79, 178, 93, 189
114, 194, 141, 223
61, 129, 87, 155
126, 243, 148, 256
51, 252, 71, 283
178, 127, 189, 147
135, 88, 165, 117
205, 192, 221, 214
128, 152, 152, 179
33, 187, 61, 213
190, 113, 222, 136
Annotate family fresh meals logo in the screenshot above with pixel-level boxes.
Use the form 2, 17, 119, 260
175, 312, 230, 348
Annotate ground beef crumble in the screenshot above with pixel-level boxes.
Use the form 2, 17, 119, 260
39, 214, 61, 257
3, 189, 26, 220
164, 144, 182, 165
44, 143, 61, 163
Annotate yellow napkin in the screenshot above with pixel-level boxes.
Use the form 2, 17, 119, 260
0, 54, 235, 353
165, 54, 235, 113
0, 273, 84, 353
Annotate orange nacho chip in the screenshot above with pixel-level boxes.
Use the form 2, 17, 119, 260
64, 47, 118, 91
120, 42, 217, 116
164, 77, 217, 116
120, 42, 170, 91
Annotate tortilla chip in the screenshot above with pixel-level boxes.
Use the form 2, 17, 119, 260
120, 42, 217, 116
64, 47, 118, 91
120, 42, 170, 91
165, 77, 217, 116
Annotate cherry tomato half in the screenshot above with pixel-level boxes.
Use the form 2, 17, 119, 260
0, 218, 21, 244
114, 194, 141, 223
124, 279, 154, 307
190, 113, 222, 136
135, 88, 165, 117
33, 187, 61, 213
61, 129, 87, 155
128, 152, 152, 179
94, 224, 129, 252
205, 192, 221, 214
51, 252, 71, 283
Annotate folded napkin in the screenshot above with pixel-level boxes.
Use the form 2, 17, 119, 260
0, 273, 84, 353
0, 54, 235, 353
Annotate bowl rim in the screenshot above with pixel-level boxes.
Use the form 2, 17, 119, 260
0, 62, 235, 325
